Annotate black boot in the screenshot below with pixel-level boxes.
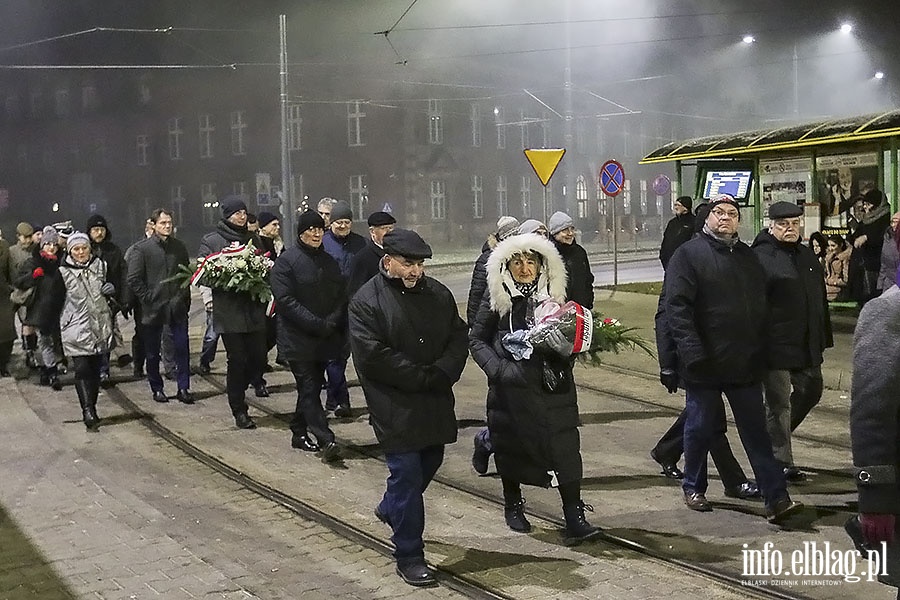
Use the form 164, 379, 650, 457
48, 366, 62, 391
562, 501, 601, 545
86, 378, 101, 428
75, 380, 99, 431
504, 499, 532, 533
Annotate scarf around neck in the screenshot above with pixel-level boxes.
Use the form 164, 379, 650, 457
702, 223, 740, 248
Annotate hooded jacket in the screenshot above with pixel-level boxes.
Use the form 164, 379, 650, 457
349, 262, 468, 454
58, 254, 113, 357
198, 220, 266, 334
751, 230, 832, 369
469, 233, 583, 488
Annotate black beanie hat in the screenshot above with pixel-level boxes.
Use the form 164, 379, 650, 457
297, 210, 326, 235
258, 211, 279, 229
86, 214, 108, 231
221, 195, 248, 219
675, 196, 693, 212
863, 188, 884, 208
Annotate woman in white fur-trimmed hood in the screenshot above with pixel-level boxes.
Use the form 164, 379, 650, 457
468, 233, 601, 545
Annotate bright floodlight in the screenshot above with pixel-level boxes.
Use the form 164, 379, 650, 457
875, 71, 885, 79
742, 34, 755, 44
840, 23, 853, 34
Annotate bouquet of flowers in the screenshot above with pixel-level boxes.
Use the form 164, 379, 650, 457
504, 298, 654, 366
174, 241, 275, 305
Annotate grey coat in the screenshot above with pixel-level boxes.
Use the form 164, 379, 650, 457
58, 255, 113, 357
878, 227, 900, 293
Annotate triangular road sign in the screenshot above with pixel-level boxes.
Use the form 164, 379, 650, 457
524, 148, 566, 186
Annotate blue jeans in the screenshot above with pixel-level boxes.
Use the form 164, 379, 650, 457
144, 321, 190, 392
200, 311, 219, 368
683, 383, 787, 510
378, 446, 445, 560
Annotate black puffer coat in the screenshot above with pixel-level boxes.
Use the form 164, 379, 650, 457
349, 268, 468, 454
469, 233, 582, 488
751, 231, 833, 370
553, 240, 594, 309
126, 234, 191, 326
16, 247, 65, 332
659, 213, 695, 270
466, 237, 496, 326
663, 233, 767, 388
270, 241, 346, 362
198, 220, 266, 334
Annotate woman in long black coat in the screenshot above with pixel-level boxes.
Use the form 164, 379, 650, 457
469, 233, 600, 545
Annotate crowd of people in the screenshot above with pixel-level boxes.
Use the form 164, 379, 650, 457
0, 189, 895, 588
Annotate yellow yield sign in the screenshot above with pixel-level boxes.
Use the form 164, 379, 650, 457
524, 148, 566, 186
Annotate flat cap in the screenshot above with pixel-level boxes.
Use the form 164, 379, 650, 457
382, 228, 432, 260
16, 222, 34, 237
768, 201, 803, 219
367, 211, 396, 227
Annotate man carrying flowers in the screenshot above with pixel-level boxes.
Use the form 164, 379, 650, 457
197, 196, 268, 430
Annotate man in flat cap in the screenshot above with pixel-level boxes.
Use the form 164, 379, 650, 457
349, 229, 468, 587
663, 194, 802, 524
752, 201, 832, 481
347, 210, 396, 297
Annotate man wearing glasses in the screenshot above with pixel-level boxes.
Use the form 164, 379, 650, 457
322, 201, 367, 418
751, 201, 831, 482
662, 193, 803, 524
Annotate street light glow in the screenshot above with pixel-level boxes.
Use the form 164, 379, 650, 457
875, 71, 885, 79
840, 23, 853, 34
742, 34, 755, 44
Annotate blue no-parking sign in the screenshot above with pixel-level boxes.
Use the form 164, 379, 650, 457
599, 160, 625, 197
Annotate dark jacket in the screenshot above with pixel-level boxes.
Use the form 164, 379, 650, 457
659, 213, 695, 270
553, 240, 594, 309
465, 237, 497, 326
198, 220, 266, 334
850, 286, 900, 515
126, 234, 191, 327
90, 236, 126, 308
271, 241, 346, 362
751, 231, 833, 370
347, 239, 384, 299
469, 233, 581, 488
663, 233, 768, 388
349, 268, 468, 454
322, 230, 366, 278
16, 247, 66, 332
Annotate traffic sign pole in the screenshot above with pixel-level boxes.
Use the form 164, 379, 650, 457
599, 160, 625, 289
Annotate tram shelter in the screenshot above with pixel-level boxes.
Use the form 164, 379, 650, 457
639, 109, 900, 241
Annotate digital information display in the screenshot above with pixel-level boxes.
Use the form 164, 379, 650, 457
703, 170, 752, 199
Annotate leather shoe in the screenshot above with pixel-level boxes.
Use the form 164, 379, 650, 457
395, 560, 436, 587
99, 372, 113, 388
291, 433, 319, 452
650, 449, 684, 480
723, 481, 761, 499
333, 404, 351, 418
197, 363, 211, 375
317, 441, 341, 463
234, 413, 257, 430
152, 390, 169, 403
253, 384, 270, 398
176, 389, 195, 404
374, 506, 392, 527
684, 491, 712, 512
783, 465, 806, 481
766, 497, 803, 524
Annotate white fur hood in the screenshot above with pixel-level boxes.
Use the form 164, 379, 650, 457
485, 233, 567, 316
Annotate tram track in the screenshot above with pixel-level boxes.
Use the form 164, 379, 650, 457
180, 372, 820, 600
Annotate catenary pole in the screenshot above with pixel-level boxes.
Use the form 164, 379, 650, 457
279, 14, 294, 244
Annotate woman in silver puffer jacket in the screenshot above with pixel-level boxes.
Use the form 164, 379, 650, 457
58, 232, 114, 430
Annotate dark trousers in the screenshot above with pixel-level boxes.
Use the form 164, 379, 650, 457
288, 360, 334, 446
144, 320, 190, 392
683, 384, 788, 510
200, 311, 219, 368
378, 445, 445, 561
0, 340, 12, 371
325, 358, 350, 409
220, 330, 266, 417
652, 409, 749, 489
789, 365, 824, 431
72, 354, 102, 382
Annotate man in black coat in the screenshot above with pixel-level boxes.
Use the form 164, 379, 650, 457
125, 209, 193, 404
197, 196, 267, 430
664, 194, 802, 524
349, 228, 468, 587
659, 196, 695, 269
87, 213, 130, 383
270, 211, 344, 461
347, 210, 396, 298
752, 201, 833, 481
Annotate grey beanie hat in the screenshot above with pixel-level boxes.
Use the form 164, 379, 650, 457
518, 219, 547, 235
66, 231, 90, 252
41, 226, 59, 246
496, 216, 520, 241
548, 211, 574, 235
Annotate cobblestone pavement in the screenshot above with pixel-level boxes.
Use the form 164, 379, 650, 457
0, 289, 891, 600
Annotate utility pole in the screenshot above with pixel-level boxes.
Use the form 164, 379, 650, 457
279, 14, 294, 243
792, 42, 799, 119
563, 0, 575, 217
